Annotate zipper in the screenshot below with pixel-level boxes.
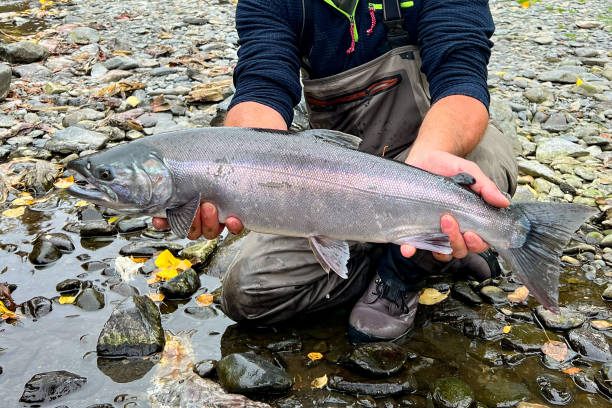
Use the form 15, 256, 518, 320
322, 0, 360, 54
367, 3, 377, 35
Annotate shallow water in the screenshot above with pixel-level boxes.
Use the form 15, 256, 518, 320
0, 1, 49, 40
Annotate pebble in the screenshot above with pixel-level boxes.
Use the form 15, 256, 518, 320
36, 233, 75, 253
536, 374, 573, 405
21, 296, 53, 319
534, 306, 586, 330
116, 217, 148, 233
69, 27, 100, 44
79, 220, 117, 237
567, 326, 612, 363
479, 286, 507, 304
193, 360, 216, 378
0, 41, 49, 63
75, 288, 105, 311
0, 63, 10, 100
452, 281, 482, 305
328, 375, 416, 398
345, 342, 409, 377
216, 352, 294, 394
19, 371, 86, 403
479, 381, 530, 408
160, 268, 200, 299
502, 324, 560, 353
56, 279, 84, 294
119, 241, 182, 257
45, 126, 108, 154
536, 138, 589, 162
28, 240, 62, 265
431, 377, 474, 408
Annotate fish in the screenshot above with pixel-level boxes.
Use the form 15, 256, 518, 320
66, 127, 597, 311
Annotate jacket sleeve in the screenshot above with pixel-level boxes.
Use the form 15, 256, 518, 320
228, 0, 303, 127
418, 0, 494, 110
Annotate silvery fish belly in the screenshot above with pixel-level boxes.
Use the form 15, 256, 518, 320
66, 127, 597, 312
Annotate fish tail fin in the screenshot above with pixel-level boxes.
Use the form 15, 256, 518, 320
497, 202, 597, 313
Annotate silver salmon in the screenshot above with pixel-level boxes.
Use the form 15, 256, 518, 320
66, 127, 596, 311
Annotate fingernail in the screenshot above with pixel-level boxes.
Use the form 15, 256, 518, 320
441, 215, 453, 230
203, 202, 214, 216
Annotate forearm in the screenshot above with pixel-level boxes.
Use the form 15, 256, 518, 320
407, 94, 488, 162
224, 101, 288, 130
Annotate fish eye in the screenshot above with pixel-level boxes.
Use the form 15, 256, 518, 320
98, 168, 114, 181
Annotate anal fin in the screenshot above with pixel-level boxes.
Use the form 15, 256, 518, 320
166, 194, 201, 238
393, 233, 451, 254
308, 236, 350, 279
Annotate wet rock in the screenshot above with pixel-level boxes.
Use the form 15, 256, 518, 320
536, 374, 573, 405
85, 404, 114, 408
502, 324, 560, 353
572, 371, 599, 393
181, 239, 218, 261
22, 296, 53, 319
0, 41, 49, 63
109, 282, 140, 297
75, 288, 105, 311
536, 138, 588, 163
479, 286, 507, 305
463, 318, 505, 340
62, 108, 106, 127
194, 360, 216, 378
524, 87, 552, 104
19, 370, 86, 403
45, 127, 107, 154
479, 381, 530, 408
97, 295, 165, 357
517, 159, 558, 183
56, 279, 84, 294
184, 305, 218, 319
452, 281, 482, 305
345, 342, 408, 377
431, 377, 473, 408
116, 217, 148, 233
567, 326, 612, 362
160, 268, 200, 299
538, 70, 578, 84
70, 27, 100, 44
216, 352, 293, 394
534, 306, 586, 330
328, 375, 416, 398
267, 338, 302, 352
603, 285, 612, 301
79, 206, 104, 222
600, 234, 612, 249
104, 56, 139, 70
0, 63, 10, 101
28, 240, 62, 265
119, 241, 182, 257
80, 220, 116, 237
12, 63, 51, 79
36, 233, 75, 253
431, 298, 479, 324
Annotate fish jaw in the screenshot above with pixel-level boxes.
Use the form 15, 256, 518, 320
66, 157, 119, 207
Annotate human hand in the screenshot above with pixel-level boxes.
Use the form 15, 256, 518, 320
401, 150, 510, 261
152, 202, 244, 240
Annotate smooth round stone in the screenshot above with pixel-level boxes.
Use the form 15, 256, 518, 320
501, 324, 560, 353
534, 306, 586, 330
479, 286, 507, 304
109, 282, 140, 297
328, 375, 415, 398
21, 296, 52, 319
345, 342, 408, 377
19, 371, 86, 403
37, 233, 74, 253
431, 377, 473, 408
452, 282, 482, 305
567, 327, 612, 362
79, 220, 116, 237
572, 371, 599, 393
216, 352, 293, 394
28, 240, 62, 265
463, 318, 505, 341
119, 241, 182, 257
55, 279, 83, 295
184, 306, 219, 320
536, 374, 573, 405
479, 381, 530, 408
75, 288, 105, 311
193, 360, 216, 378
160, 268, 200, 299
116, 218, 147, 233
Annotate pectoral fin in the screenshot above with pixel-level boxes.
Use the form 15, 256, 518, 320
166, 194, 201, 238
393, 233, 451, 254
308, 236, 350, 279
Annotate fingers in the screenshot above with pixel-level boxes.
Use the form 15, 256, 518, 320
226, 216, 244, 235
464, 231, 489, 253
152, 217, 169, 230
400, 244, 417, 258
187, 207, 202, 240
441, 214, 467, 259
462, 164, 510, 208
200, 202, 224, 239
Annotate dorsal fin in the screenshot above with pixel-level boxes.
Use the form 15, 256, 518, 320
302, 129, 362, 150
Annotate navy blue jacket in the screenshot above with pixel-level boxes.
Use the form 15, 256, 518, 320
229, 0, 495, 127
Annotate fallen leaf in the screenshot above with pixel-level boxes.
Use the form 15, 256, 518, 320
562, 367, 582, 375
147, 293, 165, 302
156, 268, 179, 281
108, 216, 120, 223
11, 197, 34, 206
196, 293, 214, 306
59, 296, 76, 304
75, 200, 89, 207
541, 340, 568, 362
591, 320, 611, 330
576, 78, 583, 86
503, 325, 512, 334
155, 250, 179, 269
54, 175, 74, 188
520, 1, 530, 9
507, 286, 529, 303
126, 96, 140, 107
2, 207, 25, 217
130, 257, 149, 263
307, 352, 323, 361
418, 288, 449, 305
311, 374, 328, 389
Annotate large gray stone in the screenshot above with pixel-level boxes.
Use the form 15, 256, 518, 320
19, 371, 86, 403
517, 159, 558, 183
537, 70, 579, 84
536, 138, 589, 163
524, 87, 553, 104
45, 126, 108, 154
541, 113, 570, 133
216, 352, 294, 394
0, 63, 10, 100
70, 27, 101, 44
97, 295, 165, 357
0, 41, 49, 63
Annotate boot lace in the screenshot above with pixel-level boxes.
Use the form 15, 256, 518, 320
368, 277, 412, 313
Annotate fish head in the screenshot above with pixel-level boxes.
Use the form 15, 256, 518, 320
66, 146, 173, 214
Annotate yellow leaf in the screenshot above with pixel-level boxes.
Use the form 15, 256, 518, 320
54, 175, 74, 188
503, 325, 512, 334
541, 340, 568, 362
59, 296, 75, 304
155, 249, 179, 269
131, 257, 149, 263
18, 192, 33, 197
418, 288, 449, 305
175, 259, 192, 272
75, 200, 89, 207
11, 197, 34, 206
126, 96, 140, 107
1, 311, 18, 320
507, 286, 529, 303
156, 268, 179, 281
196, 293, 214, 306
494, 71, 506, 77
311, 374, 328, 389
520, 1, 530, 9
108, 217, 120, 223
575, 78, 583, 86
2, 207, 25, 217
307, 352, 323, 361
148, 293, 165, 302
0, 300, 11, 314
591, 320, 611, 330
562, 367, 582, 375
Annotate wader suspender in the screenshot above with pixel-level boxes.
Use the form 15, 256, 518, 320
382, 0, 411, 49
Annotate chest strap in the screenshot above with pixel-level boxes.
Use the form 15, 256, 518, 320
382, 0, 411, 49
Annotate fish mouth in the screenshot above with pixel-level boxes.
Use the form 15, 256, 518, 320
65, 159, 116, 204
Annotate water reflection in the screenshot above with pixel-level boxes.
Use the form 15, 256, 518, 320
98, 356, 158, 383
